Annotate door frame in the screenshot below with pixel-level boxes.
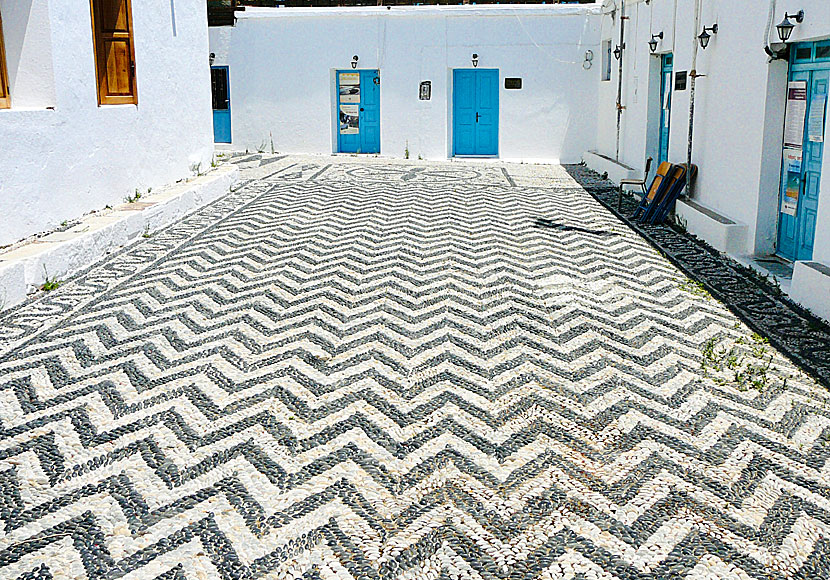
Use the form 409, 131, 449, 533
451, 68, 500, 158
776, 41, 830, 262
658, 53, 673, 166
211, 65, 231, 144
335, 68, 381, 154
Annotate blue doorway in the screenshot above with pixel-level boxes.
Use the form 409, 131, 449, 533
658, 54, 673, 165
777, 41, 829, 262
453, 69, 499, 156
211, 66, 231, 144
336, 70, 380, 154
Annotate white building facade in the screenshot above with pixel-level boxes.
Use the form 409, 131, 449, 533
588, 0, 830, 321
0, 0, 215, 247
208, 5, 602, 163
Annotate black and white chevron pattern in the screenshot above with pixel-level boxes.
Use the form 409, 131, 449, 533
1, 156, 829, 580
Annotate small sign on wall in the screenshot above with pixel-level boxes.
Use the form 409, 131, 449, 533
674, 71, 688, 91
505, 78, 522, 89
419, 81, 431, 100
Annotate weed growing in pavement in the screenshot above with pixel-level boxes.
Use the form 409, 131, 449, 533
700, 332, 787, 393
124, 190, 142, 204
678, 278, 711, 300
41, 266, 62, 292
405, 141, 410, 159
142, 224, 152, 239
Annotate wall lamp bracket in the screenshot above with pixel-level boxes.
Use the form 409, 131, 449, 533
698, 24, 718, 50
777, 10, 804, 43
648, 32, 663, 53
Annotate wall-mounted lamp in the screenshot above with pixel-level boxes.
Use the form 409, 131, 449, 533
648, 32, 663, 54
613, 44, 624, 60
209, 52, 215, 66
583, 49, 593, 70
698, 24, 718, 50
777, 10, 804, 43
351, 55, 359, 69
472, 53, 479, 68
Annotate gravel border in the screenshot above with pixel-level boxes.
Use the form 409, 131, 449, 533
564, 164, 830, 390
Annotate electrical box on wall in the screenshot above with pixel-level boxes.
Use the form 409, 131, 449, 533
419, 81, 431, 100
674, 71, 688, 91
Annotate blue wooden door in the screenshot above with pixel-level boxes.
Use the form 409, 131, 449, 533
778, 42, 829, 262
211, 66, 231, 144
658, 54, 673, 165
453, 69, 499, 156
337, 69, 380, 154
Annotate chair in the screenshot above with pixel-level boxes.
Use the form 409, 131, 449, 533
631, 161, 675, 221
617, 157, 653, 211
647, 164, 698, 225
639, 163, 687, 224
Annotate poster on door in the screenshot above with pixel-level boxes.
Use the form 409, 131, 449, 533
339, 73, 360, 103
808, 94, 826, 143
339, 104, 359, 134
784, 81, 808, 149
782, 148, 802, 216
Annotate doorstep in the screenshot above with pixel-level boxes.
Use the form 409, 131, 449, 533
582, 151, 637, 184
790, 261, 830, 323
675, 198, 749, 256
0, 165, 239, 312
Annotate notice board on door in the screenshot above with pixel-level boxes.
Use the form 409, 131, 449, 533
784, 81, 808, 149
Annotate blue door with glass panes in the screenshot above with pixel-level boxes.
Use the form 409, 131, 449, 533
453, 69, 499, 156
778, 41, 829, 262
658, 54, 673, 165
211, 66, 231, 143
336, 69, 380, 154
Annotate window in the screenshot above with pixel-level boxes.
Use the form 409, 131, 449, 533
90, 0, 137, 105
602, 40, 612, 82
0, 9, 10, 109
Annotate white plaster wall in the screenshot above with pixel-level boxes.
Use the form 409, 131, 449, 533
0, 0, 215, 247
596, 0, 830, 261
209, 5, 601, 162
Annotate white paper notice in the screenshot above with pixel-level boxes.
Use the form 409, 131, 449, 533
808, 94, 827, 143
784, 81, 808, 149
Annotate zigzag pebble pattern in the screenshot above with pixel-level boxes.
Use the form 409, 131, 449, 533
1, 155, 829, 580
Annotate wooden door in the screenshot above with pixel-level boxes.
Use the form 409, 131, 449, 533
90, 0, 138, 105
0, 9, 10, 109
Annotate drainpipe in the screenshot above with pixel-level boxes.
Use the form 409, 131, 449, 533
764, 0, 784, 61
686, 0, 703, 197
615, 0, 626, 161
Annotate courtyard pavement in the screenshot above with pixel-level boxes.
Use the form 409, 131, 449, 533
0, 155, 829, 580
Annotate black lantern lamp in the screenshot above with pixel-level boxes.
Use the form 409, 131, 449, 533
777, 10, 804, 43
472, 53, 479, 68
648, 32, 663, 53
351, 55, 359, 69
613, 44, 624, 60
698, 24, 718, 50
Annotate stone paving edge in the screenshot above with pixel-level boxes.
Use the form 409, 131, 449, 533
0, 165, 239, 312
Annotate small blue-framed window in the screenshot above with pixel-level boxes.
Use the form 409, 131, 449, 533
815, 40, 830, 62
793, 44, 813, 62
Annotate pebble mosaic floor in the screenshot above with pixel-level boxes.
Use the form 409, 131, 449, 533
0, 155, 829, 580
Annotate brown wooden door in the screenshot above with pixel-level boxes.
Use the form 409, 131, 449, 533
0, 9, 10, 109
90, 0, 138, 105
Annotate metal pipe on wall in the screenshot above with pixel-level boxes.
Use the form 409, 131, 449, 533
615, 0, 626, 161
686, 0, 703, 197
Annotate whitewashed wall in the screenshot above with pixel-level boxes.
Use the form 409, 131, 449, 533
209, 5, 601, 163
0, 0, 215, 247
595, 0, 830, 264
